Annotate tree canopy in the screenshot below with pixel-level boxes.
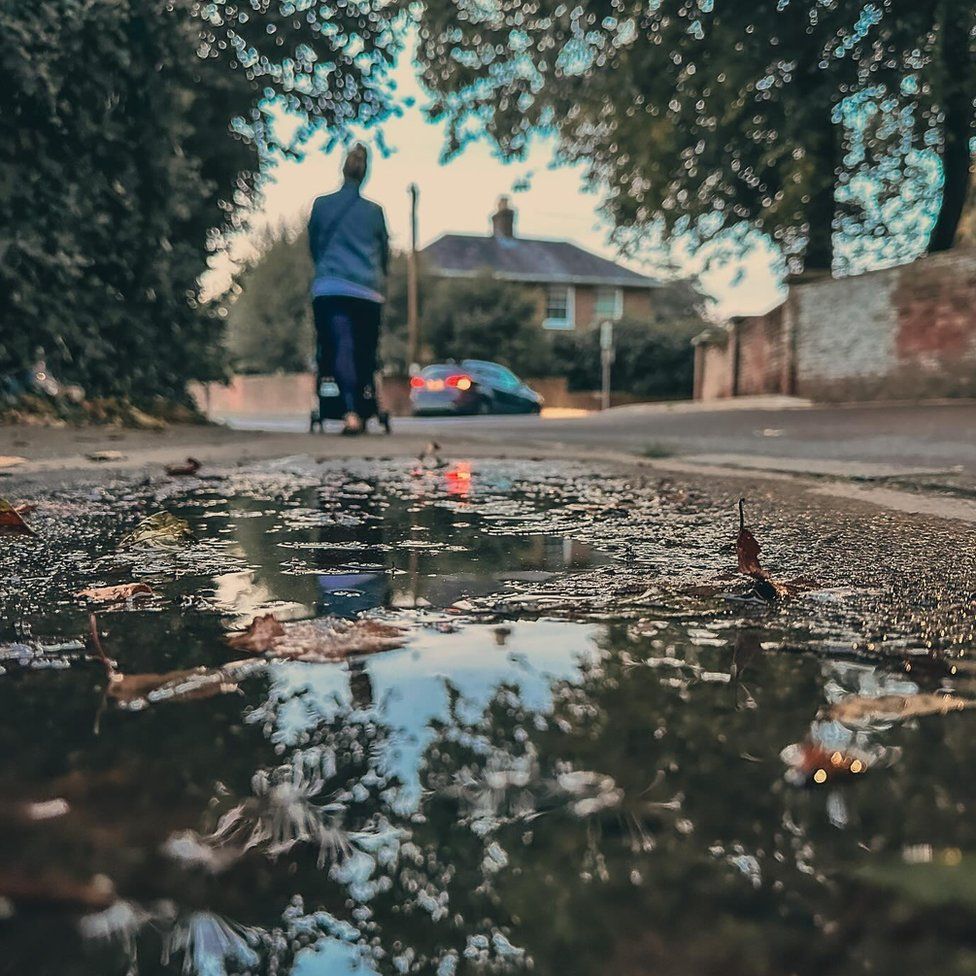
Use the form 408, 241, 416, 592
416, 0, 976, 275
0, 0, 403, 400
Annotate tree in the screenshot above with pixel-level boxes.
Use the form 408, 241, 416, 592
0, 0, 403, 401
422, 274, 546, 376
551, 318, 701, 400
416, 0, 976, 274
225, 226, 314, 374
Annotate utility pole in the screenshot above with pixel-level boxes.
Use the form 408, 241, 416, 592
407, 183, 420, 372
600, 319, 614, 411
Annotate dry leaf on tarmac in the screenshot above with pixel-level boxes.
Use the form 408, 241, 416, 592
77, 583, 154, 603
165, 457, 201, 477
0, 497, 36, 536
0, 455, 27, 469
119, 511, 192, 548
227, 613, 410, 662
829, 693, 976, 725
86, 450, 127, 462
736, 499, 789, 601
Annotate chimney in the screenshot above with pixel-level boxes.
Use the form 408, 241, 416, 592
491, 196, 516, 238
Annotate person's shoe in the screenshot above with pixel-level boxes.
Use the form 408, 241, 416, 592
341, 412, 363, 436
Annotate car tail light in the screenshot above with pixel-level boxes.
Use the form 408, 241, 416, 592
410, 376, 425, 389
445, 374, 473, 391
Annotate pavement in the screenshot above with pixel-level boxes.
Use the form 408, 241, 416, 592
3, 396, 976, 522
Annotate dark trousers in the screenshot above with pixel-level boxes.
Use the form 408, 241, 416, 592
312, 295, 381, 416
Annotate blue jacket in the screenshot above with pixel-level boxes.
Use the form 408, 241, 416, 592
308, 180, 389, 302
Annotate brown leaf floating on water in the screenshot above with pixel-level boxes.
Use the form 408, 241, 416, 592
119, 511, 192, 548
165, 457, 201, 477
0, 497, 35, 536
77, 583, 154, 603
225, 613, 286, 652
227, 613, 409, 662
0, 871, 116, 911
88, 613, 260, 709
736, 499, 789, 601
829, 693, 976, 725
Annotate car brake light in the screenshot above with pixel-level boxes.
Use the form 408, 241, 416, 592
410, 376, 425, 389
445, 374, 473, 390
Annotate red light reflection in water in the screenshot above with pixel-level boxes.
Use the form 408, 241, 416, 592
444, 461, 473, 498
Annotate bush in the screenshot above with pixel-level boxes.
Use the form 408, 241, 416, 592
550, 317, 700, 399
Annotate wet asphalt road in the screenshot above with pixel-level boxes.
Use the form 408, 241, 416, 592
221, 399, 976, 475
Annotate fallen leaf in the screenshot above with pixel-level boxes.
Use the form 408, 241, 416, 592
736, 499, 788, 601
119, 511, 192, 548
0, 497, 35, 536
225, 613, 285, 652
0, 455, 27, 469
829, 693, 976, 725
86, 450, 126, 462
227, 613, 409, 662
88, 613, 261, 709
165, 457, 201, 477
0, 872, 116, 911
104, 661, 260, 709
13, 502, 36, 516
77, 583, 154, 603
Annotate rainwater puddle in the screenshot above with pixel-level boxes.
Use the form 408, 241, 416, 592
2, 457, 976, 975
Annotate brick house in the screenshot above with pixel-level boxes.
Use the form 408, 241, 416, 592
421, 197, 658, 331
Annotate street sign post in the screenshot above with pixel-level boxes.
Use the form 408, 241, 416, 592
600, 320, 614, 411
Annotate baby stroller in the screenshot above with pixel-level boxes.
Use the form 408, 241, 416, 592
309, 329, 392, 435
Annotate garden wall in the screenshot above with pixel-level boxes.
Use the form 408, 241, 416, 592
694, 248, 976, 401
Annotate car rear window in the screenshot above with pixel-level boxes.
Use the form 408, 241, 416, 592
420, 365, 461, 378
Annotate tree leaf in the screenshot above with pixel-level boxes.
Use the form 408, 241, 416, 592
77, 583, 154, 603
736, 499, 789, 601
165, 457, 201, 477
736, 498, 764, 576
0, 497, 35, 536
225, 613, 286, 652
119, 511, 192, 548
227, 613, 409, 662
829, 693, 976, 725
86, 450, 126, 462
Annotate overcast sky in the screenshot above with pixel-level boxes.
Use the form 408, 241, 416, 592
207, 43, 784, 318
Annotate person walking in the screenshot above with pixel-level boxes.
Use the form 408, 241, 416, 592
308, 143, 389, 435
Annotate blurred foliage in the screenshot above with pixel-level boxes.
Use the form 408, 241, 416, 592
226, 226, 314, 374
551, 318, 700, 400
0, 0, 402, 400
420, 273, 547, 377
416, 0, 976, 275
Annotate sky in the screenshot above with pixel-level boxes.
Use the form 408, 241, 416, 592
207, 41, 784, 318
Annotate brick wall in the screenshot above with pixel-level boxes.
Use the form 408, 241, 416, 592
695, 248, 976, 402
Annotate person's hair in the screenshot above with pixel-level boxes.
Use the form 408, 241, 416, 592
342, 143, 369, 183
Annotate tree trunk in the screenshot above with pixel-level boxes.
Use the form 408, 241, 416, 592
803, 109, 838, 273
928, 0, 975, 253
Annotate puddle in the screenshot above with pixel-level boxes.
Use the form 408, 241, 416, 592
2, 457, 976, 975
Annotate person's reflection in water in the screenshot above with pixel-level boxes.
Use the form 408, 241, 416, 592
314, 481, 390, 707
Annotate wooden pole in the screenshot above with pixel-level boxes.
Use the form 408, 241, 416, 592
407, 183, 420, 370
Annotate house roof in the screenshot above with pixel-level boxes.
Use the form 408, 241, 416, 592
421, 233, 658, 288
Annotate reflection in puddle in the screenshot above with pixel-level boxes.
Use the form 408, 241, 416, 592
2, 458, 976, 975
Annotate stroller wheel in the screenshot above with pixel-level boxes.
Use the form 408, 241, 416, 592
309, 410, 321, 434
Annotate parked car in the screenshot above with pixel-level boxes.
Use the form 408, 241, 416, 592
410, 360, 543, 416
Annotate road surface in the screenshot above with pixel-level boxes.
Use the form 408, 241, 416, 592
219, 398, 976, 478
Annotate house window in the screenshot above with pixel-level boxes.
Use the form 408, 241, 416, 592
543, 284, 575, 330
595, 286, 623, 321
